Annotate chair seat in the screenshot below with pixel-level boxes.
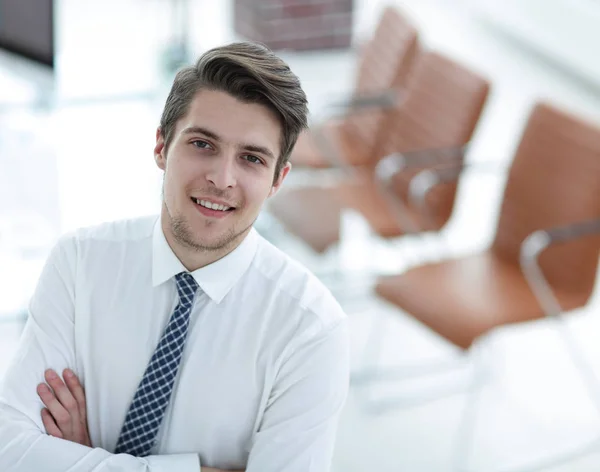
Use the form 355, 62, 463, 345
268, 173, 444, 252
336, 176, 406, 238
290, 120, 367, 168
268, 175, 413, 252
375, 251, 590, 349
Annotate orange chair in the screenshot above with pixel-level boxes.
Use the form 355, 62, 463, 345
290, 5, 420, 169
356, 102, 600, 471
269, 51, 490, 253
377, 102, 600, 349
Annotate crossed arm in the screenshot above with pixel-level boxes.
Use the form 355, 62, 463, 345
36, 368, 238, 472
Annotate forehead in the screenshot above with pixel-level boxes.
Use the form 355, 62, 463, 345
176, 89, 282, 151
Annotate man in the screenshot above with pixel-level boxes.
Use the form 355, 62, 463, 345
0, 42, 350, 471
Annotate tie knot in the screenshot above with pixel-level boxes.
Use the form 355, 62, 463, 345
175, 272, 199, 307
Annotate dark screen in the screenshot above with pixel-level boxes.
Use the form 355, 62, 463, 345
0, 0, 54, 67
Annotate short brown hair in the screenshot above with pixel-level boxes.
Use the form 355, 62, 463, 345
159, 42, 308, 182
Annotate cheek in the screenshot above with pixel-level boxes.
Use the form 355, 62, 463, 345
243, 178, 274, 207
163, 172, 187, 208
165, 161, 192, 193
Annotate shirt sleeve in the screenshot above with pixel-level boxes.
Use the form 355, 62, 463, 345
0, 235, 200, 472
246, 315, 350, 472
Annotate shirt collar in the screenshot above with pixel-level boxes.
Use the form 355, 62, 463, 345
152, 216, 259, 303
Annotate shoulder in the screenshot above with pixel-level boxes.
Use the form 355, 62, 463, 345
70, 215, 157, 243
247, 234, 350, 388
56, 215, 156, 248
249, 231, 346, 334
51, 215, 157, 263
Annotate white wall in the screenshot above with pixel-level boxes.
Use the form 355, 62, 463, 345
471, 0, 600, 89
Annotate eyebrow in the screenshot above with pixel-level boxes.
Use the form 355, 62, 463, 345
182, 126, 222, 142
181, 126, 277, 162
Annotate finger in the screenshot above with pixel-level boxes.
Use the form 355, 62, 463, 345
37, 382, 71, 431
63, 369, 87, 420
41, 408, 63, 439
45, 369, 79, 419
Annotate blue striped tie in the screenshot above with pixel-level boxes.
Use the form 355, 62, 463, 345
114, 272, 199, 456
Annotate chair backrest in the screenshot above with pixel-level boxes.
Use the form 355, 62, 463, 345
378, 51, 490, 230
339, 6, 419, 157
375, 51, 490, 160
492, 103, 600, 296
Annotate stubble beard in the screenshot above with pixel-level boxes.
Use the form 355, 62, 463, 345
172, 214, 235, 251
167, 204, 255, 254
161, 179, 255, 255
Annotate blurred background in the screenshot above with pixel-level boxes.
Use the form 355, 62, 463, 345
3, 0, 600, 470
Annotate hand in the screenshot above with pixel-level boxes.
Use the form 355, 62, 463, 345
37, 368, 92, 447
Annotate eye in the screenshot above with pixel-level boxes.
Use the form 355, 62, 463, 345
242, 155, 263, 165
191, 140, 212, 150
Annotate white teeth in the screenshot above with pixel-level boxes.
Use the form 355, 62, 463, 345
197, 199, 230, 211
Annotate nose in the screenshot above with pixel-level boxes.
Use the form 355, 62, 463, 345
206, 154, 237, 189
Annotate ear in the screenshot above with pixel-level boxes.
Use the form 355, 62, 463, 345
268, 162, 292, 198
154, 127, 167, 170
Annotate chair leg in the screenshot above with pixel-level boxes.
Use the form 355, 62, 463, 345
350, 299, 600, 469
452, 342, 490, 472
352, 309, 388, 381
454, 330, 600, 472
352, 307, 468, 383
358, 374, 483, 415
553, 316, 600, 417
480, 317, 600, 472
351, 310, 491, 414
351, 356, 471, 385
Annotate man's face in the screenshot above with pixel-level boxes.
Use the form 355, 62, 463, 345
154, 89, 290, 252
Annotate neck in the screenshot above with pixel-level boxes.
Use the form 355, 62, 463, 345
160, 207, 249, 272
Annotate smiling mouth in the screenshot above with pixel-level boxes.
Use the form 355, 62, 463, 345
191, 197, 235, 212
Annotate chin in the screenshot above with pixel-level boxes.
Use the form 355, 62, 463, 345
191, 226, 241, 250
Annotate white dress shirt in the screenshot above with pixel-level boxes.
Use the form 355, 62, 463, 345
0, 215, 350, 471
